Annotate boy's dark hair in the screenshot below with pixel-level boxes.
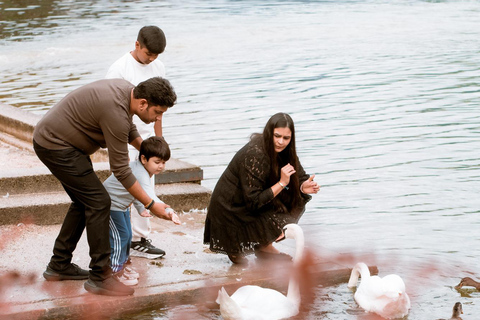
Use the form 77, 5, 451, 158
134, 77, 177, 108
137, 26, 166, 54
139, 136, 171, 162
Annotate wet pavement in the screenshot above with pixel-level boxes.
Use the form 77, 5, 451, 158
0, 212, 356, 320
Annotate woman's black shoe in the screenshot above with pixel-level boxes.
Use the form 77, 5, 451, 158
228, 254, 248, 264
254, 250, 292, 261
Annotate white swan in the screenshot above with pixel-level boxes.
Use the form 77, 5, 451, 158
347, 262, 411, 319
216, 223, 304, 320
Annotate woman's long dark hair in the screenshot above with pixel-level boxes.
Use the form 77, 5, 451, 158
254, 113, 302, 214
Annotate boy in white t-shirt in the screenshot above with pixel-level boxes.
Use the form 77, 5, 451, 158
106, 26, 168, 259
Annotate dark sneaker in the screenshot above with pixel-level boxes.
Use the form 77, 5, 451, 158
130, 238, 165, 259
84, 276, 135, 296
43, 263, 89, 281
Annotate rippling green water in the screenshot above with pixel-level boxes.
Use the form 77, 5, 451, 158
1, 0, 480, 318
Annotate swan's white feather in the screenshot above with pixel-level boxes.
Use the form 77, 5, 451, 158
348, 262, 410, 319
216, 223, 304, 320
217, 285, 298, 320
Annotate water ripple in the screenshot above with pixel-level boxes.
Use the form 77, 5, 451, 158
1, 0, 480, 318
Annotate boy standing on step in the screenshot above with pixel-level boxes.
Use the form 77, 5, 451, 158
106, 25, 168, 259
104, 136, 180, 286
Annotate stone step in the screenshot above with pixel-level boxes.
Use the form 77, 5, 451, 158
0, 102, 212, 226
0, 102, 39, 143
0, 159, 204, 196
0, 183, 211, 225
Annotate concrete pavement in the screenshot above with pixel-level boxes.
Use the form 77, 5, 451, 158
0, 212, 364, 320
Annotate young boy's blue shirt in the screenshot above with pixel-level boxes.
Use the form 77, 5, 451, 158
104, 160, 163, 214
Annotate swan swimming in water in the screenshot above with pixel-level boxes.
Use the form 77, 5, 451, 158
347, 262, 411, 319
216, 223, 304, 320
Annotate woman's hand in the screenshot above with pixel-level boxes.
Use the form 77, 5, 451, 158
280, 163, 296, 186
301, 175, 320, 194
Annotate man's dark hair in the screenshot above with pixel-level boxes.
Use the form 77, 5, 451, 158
134, 77, 177, 108
139, 136, 171, 161
137, 26, 166, 54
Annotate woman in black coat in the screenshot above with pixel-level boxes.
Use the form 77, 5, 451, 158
203, 113, 320, 264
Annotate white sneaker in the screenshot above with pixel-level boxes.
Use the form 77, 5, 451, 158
124, 266, 140, 279
114, 273, 138, 286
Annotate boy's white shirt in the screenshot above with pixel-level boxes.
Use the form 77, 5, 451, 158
103, 160, 163, 214
105, 52, 166, 159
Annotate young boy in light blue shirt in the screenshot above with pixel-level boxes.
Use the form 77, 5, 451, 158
103, 136, 181, 286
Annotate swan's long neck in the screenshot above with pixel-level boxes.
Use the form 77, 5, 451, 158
286, 227, 305, 305
347, 262, 371, 287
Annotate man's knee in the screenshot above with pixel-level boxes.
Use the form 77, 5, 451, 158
92, 191, 111, 212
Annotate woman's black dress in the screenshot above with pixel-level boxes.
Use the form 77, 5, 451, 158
203, 138, 311, 256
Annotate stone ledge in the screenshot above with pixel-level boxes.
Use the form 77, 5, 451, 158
0, 159, 203, 195
0, 103, 39, 143
0, 183, 211, 225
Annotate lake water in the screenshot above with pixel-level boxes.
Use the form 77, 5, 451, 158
1, 0, 480, 318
